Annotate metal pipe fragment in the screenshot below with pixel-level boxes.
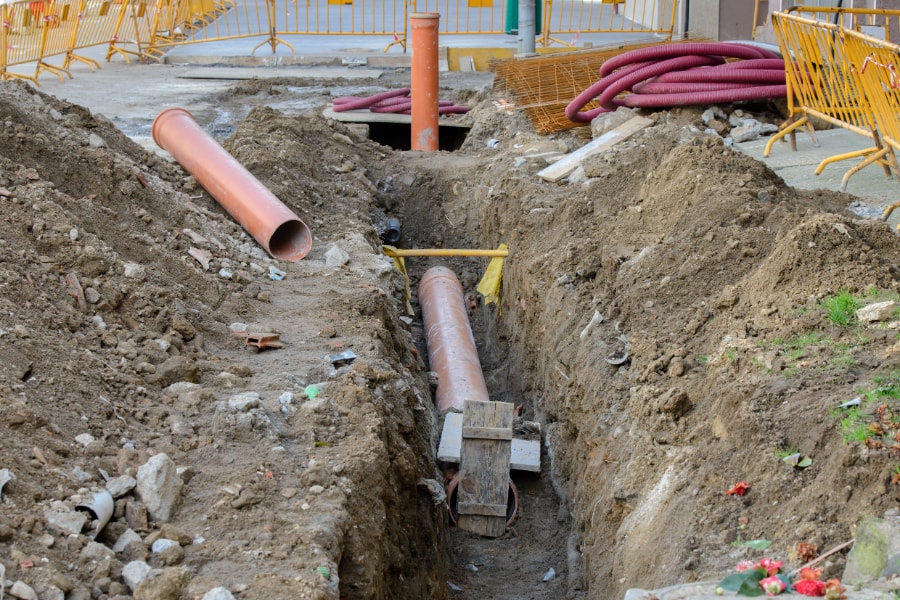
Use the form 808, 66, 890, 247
410, 12, 440, 151
152, 108, 312, 261
419, 266, 489, 413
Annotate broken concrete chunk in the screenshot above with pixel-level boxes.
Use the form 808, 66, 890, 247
9, 581, 38, 600
133, 567, 189, 600
106, 474, 137, 498
122, 561, 152, 592
44, 506, 88, 536
201, 588, 236, 600
136, 453, 183, 523
228, 392, 260, 412
325, 244, 350, 268
857, 300, 898, 323
113, 529, 144, 553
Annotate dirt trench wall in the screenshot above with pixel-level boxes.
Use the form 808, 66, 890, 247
0, 85, 449, 600
436, 120, 900, 597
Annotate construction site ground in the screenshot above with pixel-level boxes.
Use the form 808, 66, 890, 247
2, 46, 900, 600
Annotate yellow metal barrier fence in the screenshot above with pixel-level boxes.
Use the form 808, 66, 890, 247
542, 0, 677, 47
842, 27, 900, 197
2, 0, 679, 83
766, 11, 896, 191
784, 6, 900, 44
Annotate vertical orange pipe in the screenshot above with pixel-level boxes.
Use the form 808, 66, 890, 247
410, 12, 440, 151
419, 266, 490, 413
152, 108, 312, 262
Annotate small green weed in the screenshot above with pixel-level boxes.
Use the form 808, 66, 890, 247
697, 355, 708, 365
773, 446, 799, 460
820, 290, 860, 328
838, 407, 872, 443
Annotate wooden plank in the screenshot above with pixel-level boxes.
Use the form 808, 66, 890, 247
537, 115, 653, 183
457, 501, 507, 517
457, 400, 514, 537
462, 426, 513, 440
438, 412, 541, 472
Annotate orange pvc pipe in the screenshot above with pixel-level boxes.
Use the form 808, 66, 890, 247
418, 266, 489, 413
410, 12, 440, 152
151, 108, 312, 262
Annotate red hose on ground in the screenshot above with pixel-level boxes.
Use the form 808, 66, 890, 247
332, 89, 469, 115
566, 42, 787, 124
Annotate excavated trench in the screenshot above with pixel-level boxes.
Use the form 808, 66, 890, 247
378, 149, 585, 599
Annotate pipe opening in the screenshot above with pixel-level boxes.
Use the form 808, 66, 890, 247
366, 122, 469, 151
268, 219, 313, 262
446, 473, 519, 528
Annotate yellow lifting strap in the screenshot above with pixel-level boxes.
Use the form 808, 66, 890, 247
476, 243, 507, 308
382, 245, 510, 313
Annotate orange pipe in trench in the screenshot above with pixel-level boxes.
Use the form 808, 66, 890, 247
419, 266, 489, 413
410, 12, 440, 152
151, 108, 312, 262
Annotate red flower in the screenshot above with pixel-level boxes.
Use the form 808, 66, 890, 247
794, 579, 826, 596
726, 481, 750, 496
760, 575, 786, 595
757, 558, 783, 576
735, 560, 757, 572
824, 579, 846, 600
797, 567, 823, 582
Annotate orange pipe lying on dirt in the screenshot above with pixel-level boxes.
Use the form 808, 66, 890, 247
410, 12, 440, 151
152, 108, 312, 261
419, 266, 489, 413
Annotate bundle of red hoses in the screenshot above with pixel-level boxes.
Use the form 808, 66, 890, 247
566, 42, 786, 123
332, 88, 471, 115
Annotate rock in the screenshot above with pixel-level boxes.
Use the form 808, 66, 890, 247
113, 529, 144, 553
9, 581, 38, 600
39, 586, 65, 600
324, 245, 350, 268
107, 475, 137, 498
136, 454, 183, 522
151, 538, 180, 553
133, 567, 189, 600
75, 433, 96, 446
125, 500, 150, 531
171, 316, 196, 340
88, 133, 107, 148
158, 524, 193, 546
123, 263, 146, 280
122, 561, 152, 592
590, 106, 637, 139
44, 507, 88, 536
158, 543, 185, 566
46, 570, 73, 593
81, 541, 116, 562
228, 392, 260, 412
857, 301, 898, 323
201, 587, 236, 600
154, 357, 199, 387
730, 119, 763, 143
843, 516, 900, 585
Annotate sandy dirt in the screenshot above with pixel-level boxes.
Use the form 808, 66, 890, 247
1, 60, 899, 600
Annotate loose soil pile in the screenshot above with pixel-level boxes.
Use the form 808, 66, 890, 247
1, 66, 899, 600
